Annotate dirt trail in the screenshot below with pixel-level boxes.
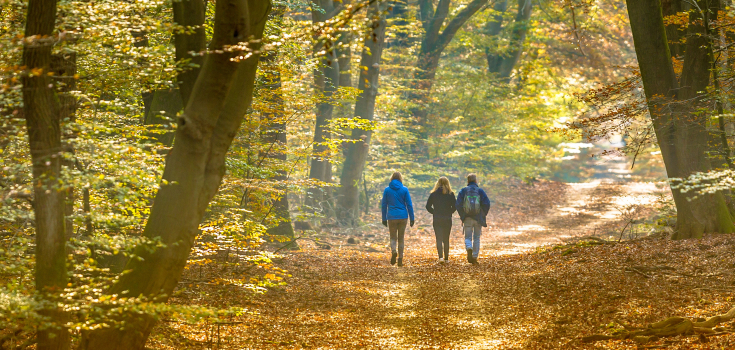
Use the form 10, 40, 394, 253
158, 181, 734, 350
483, 180, 664, 255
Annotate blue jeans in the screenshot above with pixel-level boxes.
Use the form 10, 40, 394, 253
463, 217, 481, 259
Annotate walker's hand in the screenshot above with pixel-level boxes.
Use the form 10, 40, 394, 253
382, 220, 388, 227
410, 220, 415, 227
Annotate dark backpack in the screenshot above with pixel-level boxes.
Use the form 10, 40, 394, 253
463, 186, 482, 216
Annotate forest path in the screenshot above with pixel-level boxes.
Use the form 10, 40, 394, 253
482, 180, 663, 255
160, 181, 735, 349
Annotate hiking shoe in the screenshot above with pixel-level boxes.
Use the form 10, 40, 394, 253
444, 258, 449, 264
397, 258, 403, 267
437, 258, 445, 264
391, 251, 397, 265
466, 248, 473, 263
471, 258, 479, 265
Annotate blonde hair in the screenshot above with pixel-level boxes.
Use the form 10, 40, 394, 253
432, 177, 452, 195
390, 171, 403, 183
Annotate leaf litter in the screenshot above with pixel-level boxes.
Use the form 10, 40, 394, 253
151, 180, 735, 349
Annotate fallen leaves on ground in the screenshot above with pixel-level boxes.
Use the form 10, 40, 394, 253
149, 181, 734, 349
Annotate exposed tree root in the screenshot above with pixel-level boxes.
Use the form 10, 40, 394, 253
581, 306, 735, 344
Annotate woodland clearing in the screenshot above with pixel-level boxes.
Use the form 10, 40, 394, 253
151, 181, 735, 349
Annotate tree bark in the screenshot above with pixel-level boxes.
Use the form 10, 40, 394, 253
387, 0, 409, 48
173, 0, 207, 106
307, 0, 342, 210
626, 0, 735, 239
81, 1, 271, 349
262, 6, 294, 238
661, 0, 687, 58
408, 0, 490, 153
337, 0, 389, 225
51, 51, 77, 240
22, 0, 70, 349
144, 89, 183, 146
485, 0, 508, 73
495, 0, 533, 80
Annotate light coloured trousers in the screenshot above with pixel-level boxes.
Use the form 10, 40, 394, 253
463, 217, 482, 259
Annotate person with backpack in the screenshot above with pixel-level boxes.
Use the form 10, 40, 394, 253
381, 171, 415, 267
425, 177, 456, 264
456, 173, 491, 264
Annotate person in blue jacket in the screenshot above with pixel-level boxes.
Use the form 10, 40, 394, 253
381, 171, 415, 267
455, 173, 491, 264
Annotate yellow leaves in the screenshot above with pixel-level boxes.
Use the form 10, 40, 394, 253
29, 67, 44, 76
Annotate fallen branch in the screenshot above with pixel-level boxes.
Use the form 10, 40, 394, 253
580, 306, 735, 344
274, 236, 331, 253
624, 266, 651, 278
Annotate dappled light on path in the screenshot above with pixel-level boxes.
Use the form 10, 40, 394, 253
486, 181, 666, 255
151, 181, 735, 349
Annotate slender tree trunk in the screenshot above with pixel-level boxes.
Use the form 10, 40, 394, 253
387, 0, 409, 48
337, 0, 389, 225
173, 0, 207, 106
626, 0, 735, 239
22, 0, 70, 349
307, 0, 342, 211
485, 0, 508, 72
661, 0, 686, 58
51, 52, 77, 240
337, 0, 353, 89
140, 0, 205, 146
262, 6, 294, 238
81, 1, 271, 349
144, 89, 183, 146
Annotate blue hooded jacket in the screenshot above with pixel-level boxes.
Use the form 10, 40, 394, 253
456, 182, 491, 227
381, 179, 415, 221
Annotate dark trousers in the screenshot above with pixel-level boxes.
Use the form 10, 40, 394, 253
433, 217, 452, 259
388, 219, 407, 259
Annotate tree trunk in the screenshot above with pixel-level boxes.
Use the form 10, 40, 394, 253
337, 0, 389, 226
173, 0, 207, 106
51, 52, 77, 240
408, 0, 489, 154
387, 0, 409, 48
496, 0, 532, 80
337, 0, 353, 89
661, 0, 686, 58
22, 0, 70, 349
626, 0, 735, 239
485, 0, 508, 73
81, 1, 271, 349
262, 6, 294, 238
307, 0, 342, 210
144, 89, 183, 146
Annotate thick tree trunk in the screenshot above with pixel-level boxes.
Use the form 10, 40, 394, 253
626, 0, 734, 239
496, 0, 532, 80
307, 0, 342, 210
671, 0, 734, 237
81, 1, 271, 349
408, 0, 489, 153
22, 0, 70, 349
337, 0, 389, 226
